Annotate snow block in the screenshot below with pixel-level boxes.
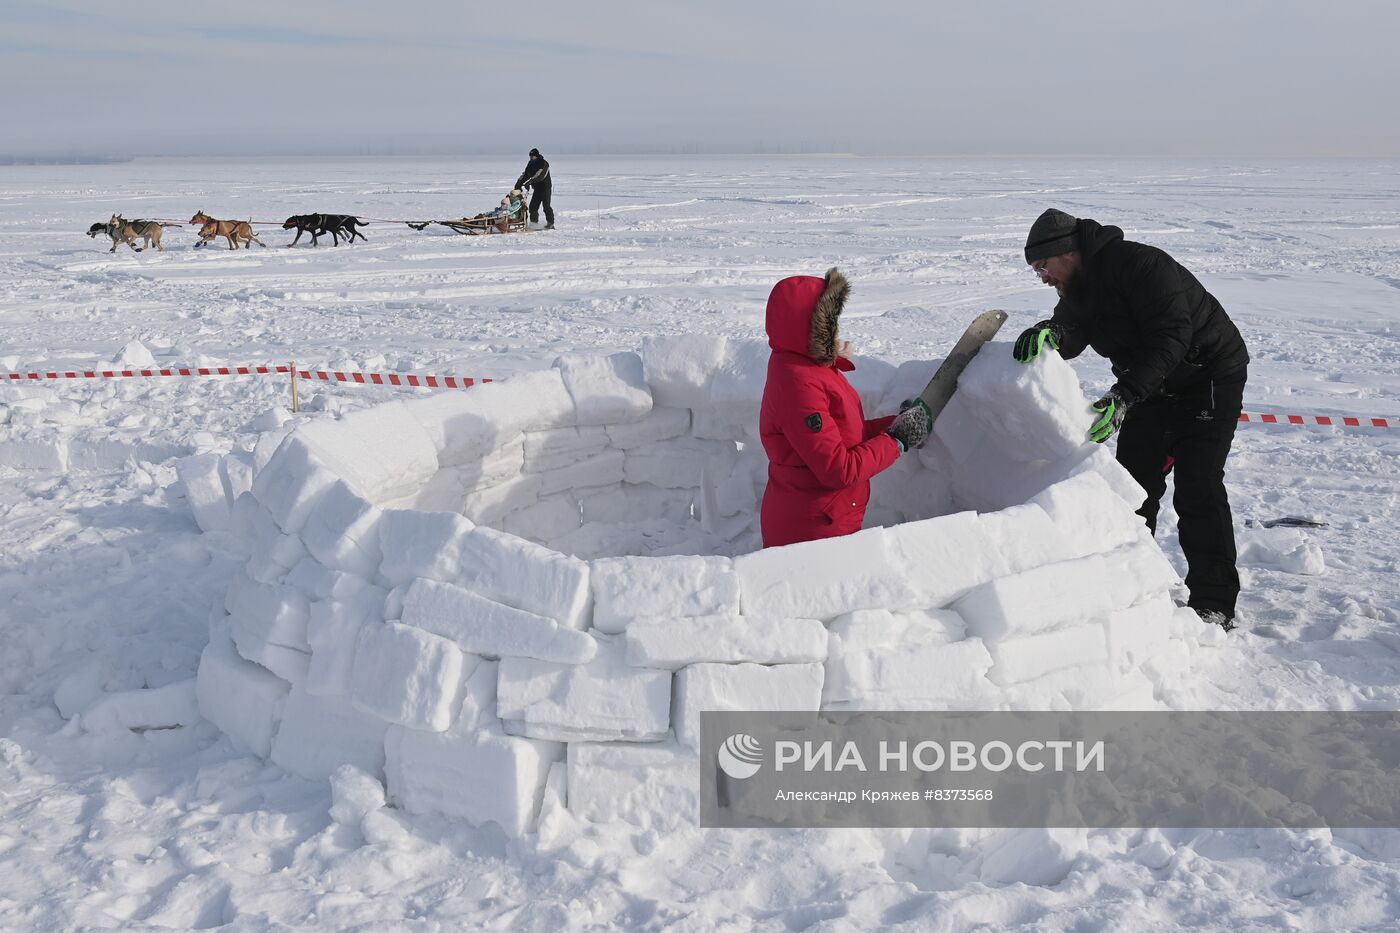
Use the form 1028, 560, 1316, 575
82, 680, 200, 734
177, 453, 232, 532
673, 662, 824, 750
735, 526, 919, 621
986, 621, 1109, 686
878, 358, 939, 416
387, 441, 526, 513
567, 741, 699, 829
221, 449, 256, 503
456, 526, 592, 630
229, 624, 310, 685
867, 453, 956, 526
403, 391, 509, 467
252, 429, 289, 474
270, 685, 389, 782
385, 717, 561, 837
1029, 472, 1144, 560
624, 445, 707, 489
534, 449, 625, 497
454, 658, 500, 733
641, 334, 729, 408
376, 509, 476, 588
554, 351, 653, 425
245, 532, 308, 586
625, 614, 828, 668
403, 369, 575, 467
1101, 537, 1181, 610
702, 449, 766, 518
400, 577, 597, 663
196, 626, 289, 758
502, 493, 583, 543
1070, 444, 1148, 510
1001, 660, 1123, 711
224, 576, 312, 652
590, 555, 740, 634
823, 610, 998, 710
707, 338, 769, 419
496, 640, 671, 742
305, 586, 387, 697
691, 407, 751, 442
300, 479, 384, 578
1104, 593, 1176, 670
953, 554, 1112, 641
296, 401, 438, 505
886, 511, 1004, 610
605, 406, 691, 448
0, 435, 68, 472
285, 558, 377, 604
228, 492, 277, 553
520, 420, 607, 465
251, 435, 338, 534
977, 503, 1078, 576
1093, 669, 1159, 712
460, 475, 543, 526
348, 622, 472, 732
845, 355, 898, 413
950, 345, 1094, 463
581, 483, 695, 526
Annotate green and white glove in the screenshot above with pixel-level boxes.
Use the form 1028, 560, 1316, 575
1089, 387, 1129, 443
1012, 320, 1065, 363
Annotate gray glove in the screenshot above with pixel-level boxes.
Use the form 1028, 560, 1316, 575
888, 399, 932, 451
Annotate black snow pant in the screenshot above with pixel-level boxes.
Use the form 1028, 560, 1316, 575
1114, 374, 1246, 618
529, 183, 554, 226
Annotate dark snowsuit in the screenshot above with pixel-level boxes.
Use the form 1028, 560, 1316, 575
515, 155, 553, 227
759, 270, 900, 548
1047, 219, 1249, 617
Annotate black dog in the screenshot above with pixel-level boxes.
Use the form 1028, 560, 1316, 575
281, 214, 368, 247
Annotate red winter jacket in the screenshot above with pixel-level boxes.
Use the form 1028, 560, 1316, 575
759, 269, 900, 548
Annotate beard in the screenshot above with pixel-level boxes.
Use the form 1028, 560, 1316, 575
1056, 262, 1086, 299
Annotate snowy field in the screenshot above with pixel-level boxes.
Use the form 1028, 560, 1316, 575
2, 155, 1399, 930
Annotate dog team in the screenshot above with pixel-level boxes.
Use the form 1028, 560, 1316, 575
86, 212, 366, 252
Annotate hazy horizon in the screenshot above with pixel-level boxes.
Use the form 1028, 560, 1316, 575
5, 1, 1398, 160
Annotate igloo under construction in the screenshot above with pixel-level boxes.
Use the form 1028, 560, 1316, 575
184, 335, 1222, 835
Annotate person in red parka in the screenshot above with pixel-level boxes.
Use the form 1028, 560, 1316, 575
759, 268, 931, 548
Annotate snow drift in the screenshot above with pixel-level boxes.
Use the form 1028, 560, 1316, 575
189, 337, 1220, 837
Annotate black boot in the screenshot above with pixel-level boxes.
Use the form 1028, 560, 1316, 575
1194, 607, 1236, 632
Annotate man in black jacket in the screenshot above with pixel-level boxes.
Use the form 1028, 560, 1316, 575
514, 148, 554, 229
1013, 208, 1250, 630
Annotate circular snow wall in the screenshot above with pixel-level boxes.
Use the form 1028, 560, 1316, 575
194, 338, 1218, 836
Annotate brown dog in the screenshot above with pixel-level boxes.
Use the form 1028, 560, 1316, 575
189, 211, 265, 250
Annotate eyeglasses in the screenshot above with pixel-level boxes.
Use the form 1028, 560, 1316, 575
1030, 260, 1051, 281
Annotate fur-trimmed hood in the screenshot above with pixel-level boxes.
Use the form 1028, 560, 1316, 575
765, 268, 851, 367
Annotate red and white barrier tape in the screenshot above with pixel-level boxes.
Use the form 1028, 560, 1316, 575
1, 366, 492, 389
1238, 411, 1392, 429
0, 370, 1392, 426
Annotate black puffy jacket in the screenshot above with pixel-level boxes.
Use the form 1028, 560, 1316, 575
1048, 219, 1248, 403
515, 156, 551, 191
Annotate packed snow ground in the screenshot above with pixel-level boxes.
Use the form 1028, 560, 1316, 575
1, 156, 1399, 930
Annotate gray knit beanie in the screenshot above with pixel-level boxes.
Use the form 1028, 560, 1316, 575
1024, 208, 1079, 263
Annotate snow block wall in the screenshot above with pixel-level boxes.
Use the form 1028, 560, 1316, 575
191, 339, 1222, 837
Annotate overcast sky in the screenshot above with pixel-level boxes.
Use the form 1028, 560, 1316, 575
4, 0, 1397, 158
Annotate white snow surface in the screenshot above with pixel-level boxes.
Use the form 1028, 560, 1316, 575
2, 156, 1399, 930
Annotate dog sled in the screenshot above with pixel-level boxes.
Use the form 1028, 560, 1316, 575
406, 190, 531, 236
